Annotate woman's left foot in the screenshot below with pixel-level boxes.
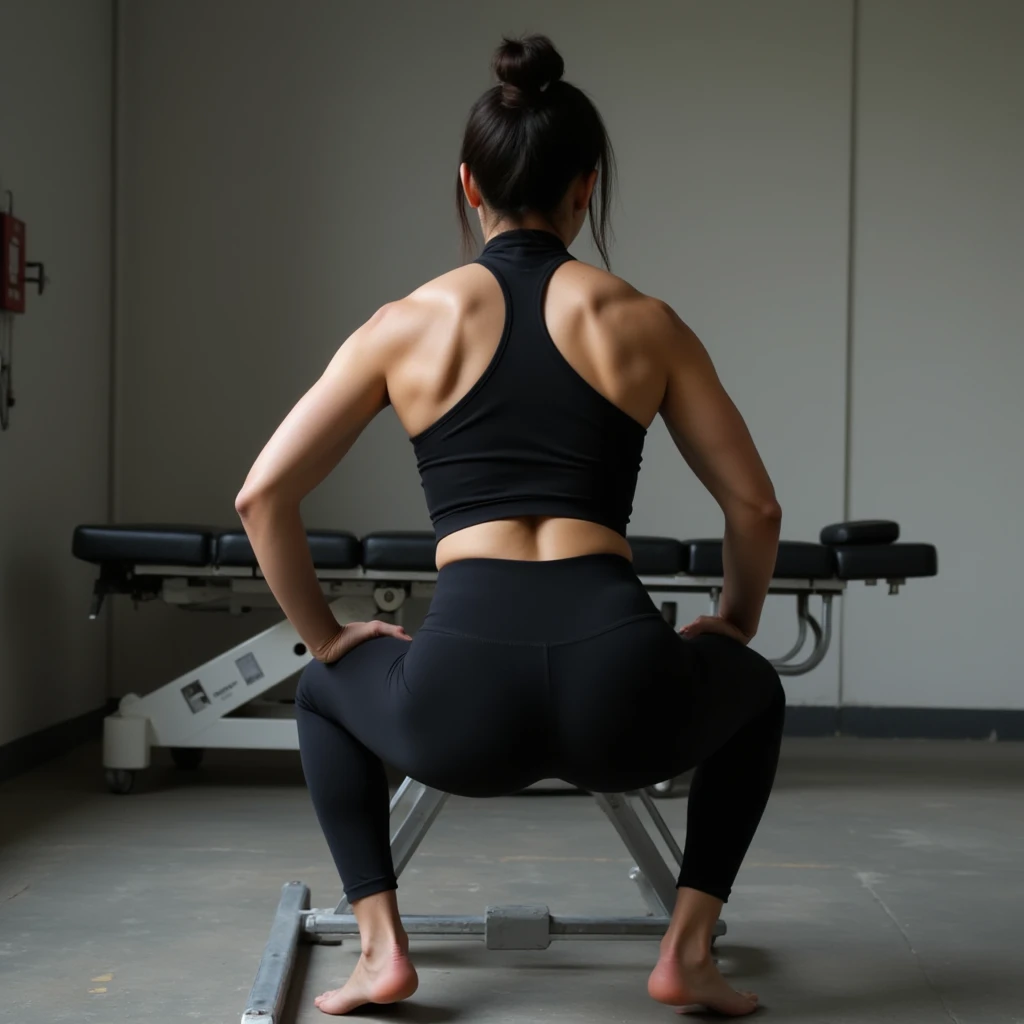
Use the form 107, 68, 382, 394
314, 943, 419, 1015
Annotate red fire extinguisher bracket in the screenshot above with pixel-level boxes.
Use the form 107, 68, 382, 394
1, 212, 27, 314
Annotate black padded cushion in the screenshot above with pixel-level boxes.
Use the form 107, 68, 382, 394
72, 525, 214, 566
775, 542, 836, 578
820, 520, 900, 546
361, 532, 437, 571
215, 529, 361, 569
629, 536, 687, 576
683, 540, 726, 576
686, 539, 836, 580
833, 543, 937, 580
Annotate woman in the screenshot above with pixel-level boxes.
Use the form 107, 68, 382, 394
237, 35, 783, 1018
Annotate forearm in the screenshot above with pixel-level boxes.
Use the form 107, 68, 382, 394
718, 504, 782, 639
236, 498, 341, 656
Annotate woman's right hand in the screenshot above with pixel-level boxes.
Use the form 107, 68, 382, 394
313, 620, 412, 664
680, 615, 751, 645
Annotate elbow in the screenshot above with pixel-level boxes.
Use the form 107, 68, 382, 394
235, 482, 271, 522
760, 498, 783, 525
757, 498, 783, 536
726, 494, 782, 529
234, 487, 257, 522
235, 479, 297, 523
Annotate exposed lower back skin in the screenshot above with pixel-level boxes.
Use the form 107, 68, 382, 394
435, 516, 633, 568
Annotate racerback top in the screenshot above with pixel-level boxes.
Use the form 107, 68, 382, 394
411, 229, 647, 541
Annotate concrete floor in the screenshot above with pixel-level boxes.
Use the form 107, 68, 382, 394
2, 739, 1024, 1023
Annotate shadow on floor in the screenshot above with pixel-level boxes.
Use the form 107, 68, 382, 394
279, 938, 1024, 1024
284, 946, 466, 1023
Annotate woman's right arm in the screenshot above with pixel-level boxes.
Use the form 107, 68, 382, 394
656, 303, 782, 640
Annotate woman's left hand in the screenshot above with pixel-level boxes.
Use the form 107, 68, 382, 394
313, 621, 412, 664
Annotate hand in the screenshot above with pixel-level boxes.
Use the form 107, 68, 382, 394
313, 620, 412, 664
680, 615, 751, 645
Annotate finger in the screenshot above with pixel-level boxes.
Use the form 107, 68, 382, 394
377, 621, 412, 640
683, 617, 737, 639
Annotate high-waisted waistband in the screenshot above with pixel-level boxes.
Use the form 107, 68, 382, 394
421, 553, 661, 645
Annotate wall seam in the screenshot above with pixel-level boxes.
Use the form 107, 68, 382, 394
838, 0, 861, 711
105, 0, 123, 696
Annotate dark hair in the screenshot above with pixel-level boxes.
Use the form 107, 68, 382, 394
456, 35, 616, 267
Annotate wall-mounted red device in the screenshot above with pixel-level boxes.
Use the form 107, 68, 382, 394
0, 191, 46, 429
0, 211, 27, 313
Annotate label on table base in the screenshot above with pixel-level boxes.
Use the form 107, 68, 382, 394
181, 680, 211, 713
212, 679, 239, 702
236, 653, 265, 685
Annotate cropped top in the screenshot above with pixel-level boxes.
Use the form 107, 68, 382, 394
411, 228, 646, 541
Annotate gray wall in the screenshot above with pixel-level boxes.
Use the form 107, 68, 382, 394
113, 0, 1023, 711
0, 0, 113, 746
114, 0, 852, 704
844, 0, 1024, 709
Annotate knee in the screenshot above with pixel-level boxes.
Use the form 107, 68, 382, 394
750, 650, 786, 721
763, 663, 786, 725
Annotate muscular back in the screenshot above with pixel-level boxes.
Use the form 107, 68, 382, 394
383, 260, 670, 440
370, 259, 673, 563
240, 246, 773, 567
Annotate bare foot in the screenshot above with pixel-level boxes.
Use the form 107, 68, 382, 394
648, 950, 758, 1016
314, 944, 419, 1016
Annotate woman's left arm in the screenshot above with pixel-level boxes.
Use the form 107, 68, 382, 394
235, 305, 402, 661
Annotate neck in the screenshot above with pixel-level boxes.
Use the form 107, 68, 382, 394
482, 213, 570, 248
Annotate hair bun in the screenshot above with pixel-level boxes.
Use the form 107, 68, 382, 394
493, 35, 565, 107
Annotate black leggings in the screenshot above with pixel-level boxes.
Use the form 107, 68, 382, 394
296, 554, 784, 904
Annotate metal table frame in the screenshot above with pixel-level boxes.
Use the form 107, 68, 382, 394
241, 779, 713, 1023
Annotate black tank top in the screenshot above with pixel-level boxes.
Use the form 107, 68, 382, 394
411, 228, 647, 541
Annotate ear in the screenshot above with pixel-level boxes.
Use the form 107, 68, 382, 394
574, 169, 598, 212
459, 163, 483, 209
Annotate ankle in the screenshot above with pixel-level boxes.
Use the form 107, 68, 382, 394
661, 888, 723, 967
361, 935, 409, 962
660, 931, 714, 968
351, 891, 408, 962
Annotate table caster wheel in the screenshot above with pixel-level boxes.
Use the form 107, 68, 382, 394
171, 747, 204, 770
105, 768, 135, 795
649, 777, 678, 798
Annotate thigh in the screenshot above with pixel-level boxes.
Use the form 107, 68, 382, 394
296, 634, 412, 753
297, 630, 550, 798
680, 633, 784, 757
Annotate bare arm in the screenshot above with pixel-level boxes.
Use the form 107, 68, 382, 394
234, 306, 398, 658
657, 305, 781, 639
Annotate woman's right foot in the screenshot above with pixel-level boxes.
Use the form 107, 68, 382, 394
648, 949, 758, 1016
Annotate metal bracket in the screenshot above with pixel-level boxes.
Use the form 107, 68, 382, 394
771, 593, 834, 676
23, 261, 46, 296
